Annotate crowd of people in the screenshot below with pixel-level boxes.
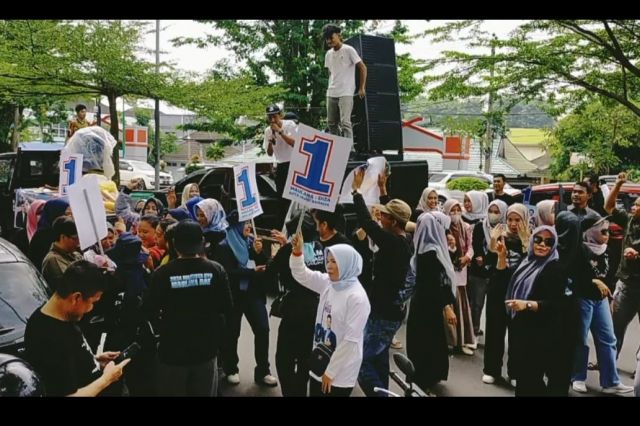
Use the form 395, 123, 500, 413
8, 24, 640, 397
15, 154, 640, 397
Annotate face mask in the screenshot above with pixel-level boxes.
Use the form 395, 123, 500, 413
488, 213, 502, 225
450, 213, 462, 224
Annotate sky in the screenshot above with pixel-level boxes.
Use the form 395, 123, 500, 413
141, 20, 525, 75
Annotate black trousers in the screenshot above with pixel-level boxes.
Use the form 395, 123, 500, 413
275, 162, 291, 229
483, 276, 513, 378
276, 317, 315, 396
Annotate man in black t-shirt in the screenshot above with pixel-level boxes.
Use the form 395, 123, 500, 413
25, 260, 130, 396
144, 220, 233, 396
488, 174, 515, 206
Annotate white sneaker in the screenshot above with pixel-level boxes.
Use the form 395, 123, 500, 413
509, 379, 517, 388
258, 374, 278, 387
461, 347, 475, 356
465, 342, 478, 350
482, 374, 496, 384
601, 383, 634, 395
572, 381, 587, 393
226, 373, 240, 385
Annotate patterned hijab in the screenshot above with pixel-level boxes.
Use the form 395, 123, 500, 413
506, 226, 559, 316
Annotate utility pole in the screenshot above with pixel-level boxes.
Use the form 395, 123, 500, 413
154, 19, 161, 191
484, 35, 497, 174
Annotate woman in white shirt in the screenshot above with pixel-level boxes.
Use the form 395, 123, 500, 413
290, 233, 371, 397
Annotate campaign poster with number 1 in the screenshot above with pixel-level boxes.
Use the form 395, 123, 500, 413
233, 163, 263, 222
59, 151, 83, 196
283, 123, 353, 212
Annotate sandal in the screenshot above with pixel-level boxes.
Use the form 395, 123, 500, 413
587, 362, 599, 371
390, 339, 403, 349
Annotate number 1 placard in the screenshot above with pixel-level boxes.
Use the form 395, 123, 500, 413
283, 123, 353, 212
233, 163, 263, 222
59, 151, 83, 196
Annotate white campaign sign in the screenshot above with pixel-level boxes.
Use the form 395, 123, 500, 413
59, 151, 83, 196
340, 156, 388, 205
283, 124, 353, 212
68, 174, 108, 250
233, 163, 263, 222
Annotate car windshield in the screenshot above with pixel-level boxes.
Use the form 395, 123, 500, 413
429, 173, 447, 183
0, 262, 50, 329
129, 161, 155, 172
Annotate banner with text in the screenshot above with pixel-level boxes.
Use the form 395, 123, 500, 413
233, 162, 263, 222
59, 151, 83, 196
283, 124, 352, 212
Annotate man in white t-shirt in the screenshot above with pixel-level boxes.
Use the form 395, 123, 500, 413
263, 104, 297, 227
323, 24, 367, 140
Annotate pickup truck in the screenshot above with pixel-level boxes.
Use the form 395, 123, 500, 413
0, 142, 64, 239
155, 159, 429, 236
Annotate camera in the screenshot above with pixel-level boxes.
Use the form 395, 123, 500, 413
114, 342, 141, 364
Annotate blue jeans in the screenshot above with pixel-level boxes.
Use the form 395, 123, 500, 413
357, 317, 402, 397
572, 297, 621, 387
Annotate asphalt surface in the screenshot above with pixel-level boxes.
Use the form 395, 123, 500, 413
219, 298, 639, 397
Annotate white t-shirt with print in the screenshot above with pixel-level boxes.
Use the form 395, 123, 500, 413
262, 119, 297, 163
324, 44, 362, 98
290, 254, 371, 388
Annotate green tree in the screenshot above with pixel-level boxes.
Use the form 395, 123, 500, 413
423, 20, 640, 119
546, 100, 640, 179
205, 142, 225, 161
0, 20, 178, 183
175, 20, 427, 130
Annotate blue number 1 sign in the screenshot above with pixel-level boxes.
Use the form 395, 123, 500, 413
59, 152, 83, 196
294, 137, 334, 195
237, 167, 257, 207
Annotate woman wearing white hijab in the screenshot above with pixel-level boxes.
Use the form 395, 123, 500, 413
468, 199, 508, 338
501, 225, 565, 396
570, 216, 634, 395
463, 190, 489, 225
406, 213, 457, 393
290, 236, 371, 396
411, 187, 440, 221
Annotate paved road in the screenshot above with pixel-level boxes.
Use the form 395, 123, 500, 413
219, 299, 639, 397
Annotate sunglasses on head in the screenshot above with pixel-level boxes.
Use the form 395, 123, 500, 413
533, 235, 555, 247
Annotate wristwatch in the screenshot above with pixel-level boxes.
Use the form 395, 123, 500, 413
526, 302, 533, 311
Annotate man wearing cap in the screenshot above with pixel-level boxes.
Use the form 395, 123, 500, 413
144, 220, 233, 396
322, 23, 367, 139
263, 104, 297, 227
350, 167, 413, 396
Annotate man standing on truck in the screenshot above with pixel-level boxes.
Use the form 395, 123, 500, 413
263, 104, 297, 228
323, 23, 367, 140
67, 104, 95, 140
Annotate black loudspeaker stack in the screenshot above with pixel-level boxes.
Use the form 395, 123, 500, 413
344, 34, 403, 156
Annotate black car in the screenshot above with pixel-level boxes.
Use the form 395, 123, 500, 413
156, 164, 282, 231
0, 238, 51, 357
